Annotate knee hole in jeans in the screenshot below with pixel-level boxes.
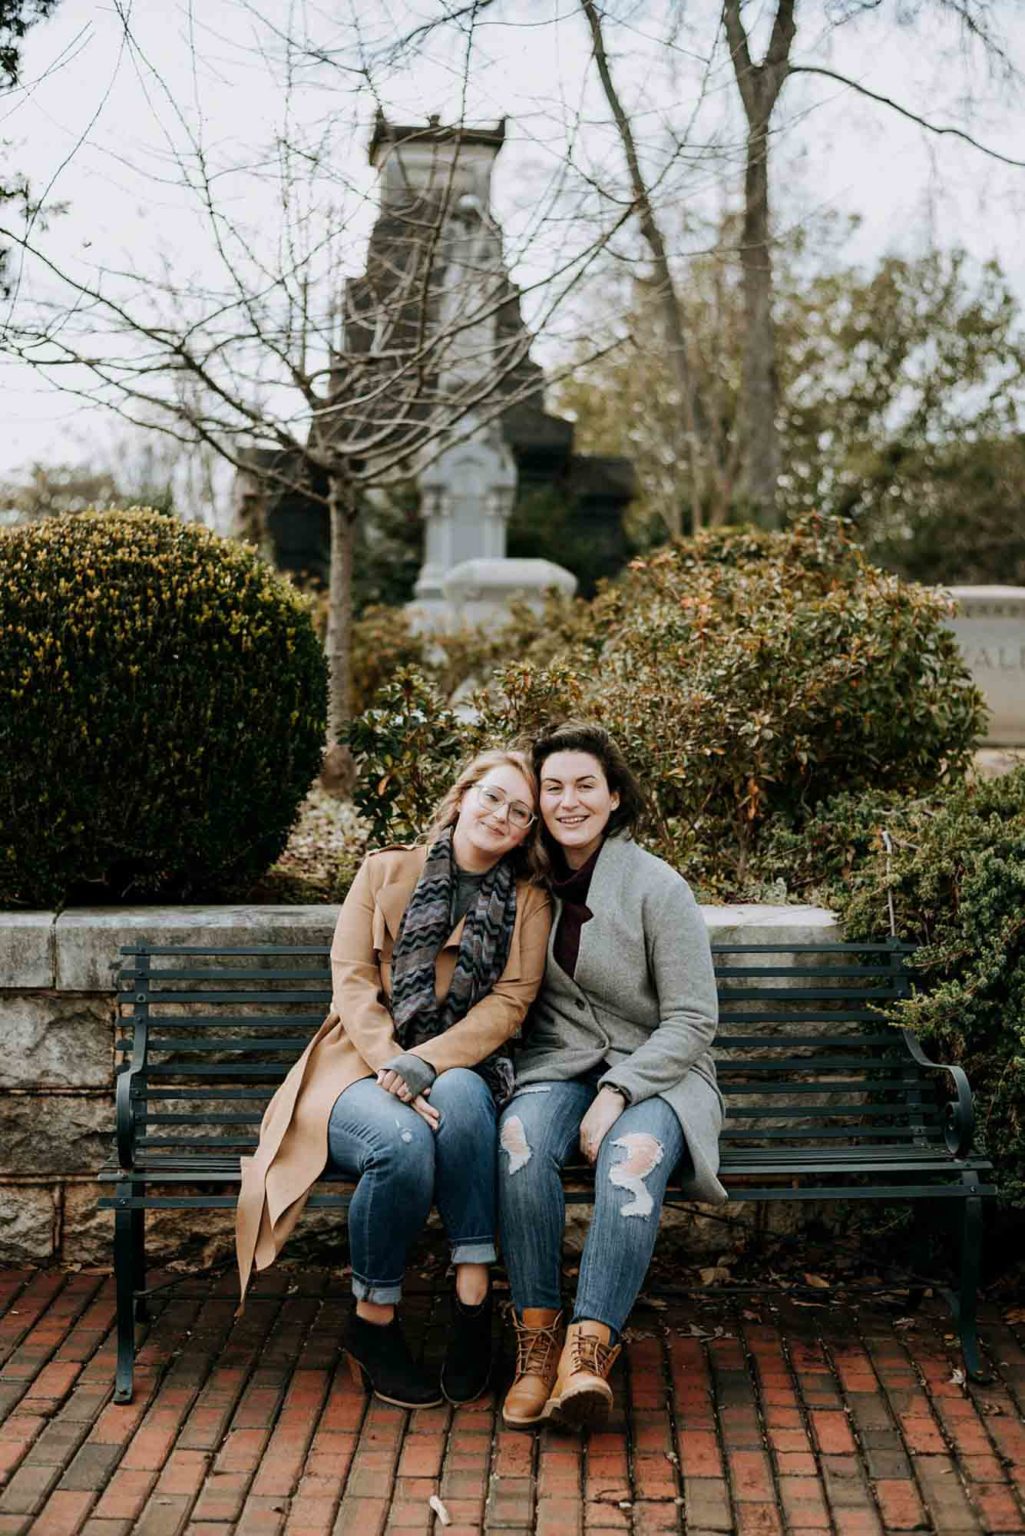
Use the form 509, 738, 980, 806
608, 1133, 664, 1219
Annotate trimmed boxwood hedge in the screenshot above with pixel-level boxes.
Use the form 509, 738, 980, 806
0, 509, 327, 905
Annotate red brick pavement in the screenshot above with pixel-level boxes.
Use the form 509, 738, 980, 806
0, 1266, 1022, 1535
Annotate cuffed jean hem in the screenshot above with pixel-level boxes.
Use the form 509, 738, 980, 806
450, 1240, 497, 1265
351, 1275, 403, 1304
571, 1306, 620, 1343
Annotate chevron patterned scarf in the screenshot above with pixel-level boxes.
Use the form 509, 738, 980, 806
389, 827, 519, 1106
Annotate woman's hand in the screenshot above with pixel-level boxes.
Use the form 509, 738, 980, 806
377, 1069, 441, 1131
377, 1068, 413, 1101
579, 1086, 627, 1163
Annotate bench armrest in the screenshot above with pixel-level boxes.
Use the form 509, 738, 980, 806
899, 1028, 975, 1158
115, 1064, 138, 1170
115, 1009, 150, 1171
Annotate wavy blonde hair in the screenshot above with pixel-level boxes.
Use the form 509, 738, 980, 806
422, 748, 546, 882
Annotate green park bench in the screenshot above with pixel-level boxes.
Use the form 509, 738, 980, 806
99, 938, 994, 1403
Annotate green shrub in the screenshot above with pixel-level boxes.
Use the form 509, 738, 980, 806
804, 770, 1025, 1207
0, 509, 326, 905
474, 515, 985, 894
345, 669, 468, 846
351, 605, 430, 717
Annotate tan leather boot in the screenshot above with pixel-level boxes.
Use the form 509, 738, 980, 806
545, 1320, 621, 1428
502, 1308, 564, 1429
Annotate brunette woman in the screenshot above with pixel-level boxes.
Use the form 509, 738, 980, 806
497, 722, 724, 1429
236, 750, 550, 1409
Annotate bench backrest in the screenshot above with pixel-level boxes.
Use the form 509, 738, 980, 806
116, 938, 945, 1160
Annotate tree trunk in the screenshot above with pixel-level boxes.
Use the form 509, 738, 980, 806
723, 0, 796, 532
740, 106, 781, 527
322, 470, 357, 796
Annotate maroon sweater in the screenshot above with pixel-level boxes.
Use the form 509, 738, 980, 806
550, 843, 602, 978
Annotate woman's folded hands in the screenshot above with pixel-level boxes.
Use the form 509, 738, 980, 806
377, 1053, 441, 1130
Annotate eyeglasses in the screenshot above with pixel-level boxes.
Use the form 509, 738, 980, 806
473, 782, 537, 830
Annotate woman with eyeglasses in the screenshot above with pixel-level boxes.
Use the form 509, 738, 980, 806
497, 721, 725, 1431
235, 750, 550, 1409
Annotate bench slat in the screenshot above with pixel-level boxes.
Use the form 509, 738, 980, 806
123, 968, 335, 983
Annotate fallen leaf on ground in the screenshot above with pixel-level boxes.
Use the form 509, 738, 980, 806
429, 1494, 451, 1526
802, 1273, 830, 1289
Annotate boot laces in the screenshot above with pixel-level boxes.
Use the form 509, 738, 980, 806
570, 1331, 619, 1376
515, 1318, 561, 1379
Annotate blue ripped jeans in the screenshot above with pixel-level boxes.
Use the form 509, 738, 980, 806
497, 1076, 685, 1336
327, 1068, 498, 1304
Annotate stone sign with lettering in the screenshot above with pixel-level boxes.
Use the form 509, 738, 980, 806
945, 586, 1025, 746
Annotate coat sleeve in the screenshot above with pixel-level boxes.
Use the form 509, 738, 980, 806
410, 885, 552, 1074
329, 855, 402, 1073
598, 876, 717, 1103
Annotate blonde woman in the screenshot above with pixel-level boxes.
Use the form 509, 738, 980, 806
236, 750, 551, 1408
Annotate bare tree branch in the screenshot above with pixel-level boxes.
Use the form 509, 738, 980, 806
790, 62, 1025, 168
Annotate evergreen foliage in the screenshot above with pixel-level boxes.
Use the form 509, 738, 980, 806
348, 516, 985, 896
0, 509, 326, 905
762, 774, 1025, 1207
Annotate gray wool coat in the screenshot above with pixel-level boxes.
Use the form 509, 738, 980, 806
514, 832, 727, 1205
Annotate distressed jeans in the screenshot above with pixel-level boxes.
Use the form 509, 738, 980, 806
327, 1068, 498, 1304
497, 1076, 685, 1336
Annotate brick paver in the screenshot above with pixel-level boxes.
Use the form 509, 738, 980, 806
0, 1266, 1021, 1534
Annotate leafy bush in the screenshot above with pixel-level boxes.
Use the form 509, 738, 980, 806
351, 605, 431, 717
792, 770, 1025, 1207
0, 509, 326, 905
474, 516, 985, 894
350, 590, 588, 717
346, 669, 468, 846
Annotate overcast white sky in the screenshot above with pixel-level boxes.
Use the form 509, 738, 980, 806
2, 0, 1024, 493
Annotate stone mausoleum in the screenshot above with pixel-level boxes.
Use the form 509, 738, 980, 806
233, 113, 634, 622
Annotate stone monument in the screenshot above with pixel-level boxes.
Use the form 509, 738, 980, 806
232, 114, 633, 619
945, 586, 1025, 746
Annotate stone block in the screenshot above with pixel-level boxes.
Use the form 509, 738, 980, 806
441, 556, 577, 629
0, 994, 114, 1088
704, 904, 838, 946
0, 1183, 57, 1262
0, 1094, 111, 1175
946, 585, 1025, 746
0, 912, 55, 989
55, 905, 339, 993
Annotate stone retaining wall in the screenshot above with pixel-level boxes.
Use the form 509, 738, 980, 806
0, 902, 839, 1269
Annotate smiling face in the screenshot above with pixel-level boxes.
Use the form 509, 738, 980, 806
538, 750, 620, 870
451, 760, 536, 874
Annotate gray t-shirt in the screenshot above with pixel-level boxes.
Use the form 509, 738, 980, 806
451, 867, 486, 926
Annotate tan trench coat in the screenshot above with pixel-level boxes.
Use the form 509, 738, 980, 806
235, 845, 552, 1299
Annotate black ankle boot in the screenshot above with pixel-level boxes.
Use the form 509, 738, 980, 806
441, 1290, 493, 1405
345, 1312, 443, 1409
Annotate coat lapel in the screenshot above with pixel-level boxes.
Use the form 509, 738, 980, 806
572, 834, 632, 987
373, 844, 465, 950
375, 847, 427, 942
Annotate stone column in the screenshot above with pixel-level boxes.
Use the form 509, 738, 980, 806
411, 422, 517, 626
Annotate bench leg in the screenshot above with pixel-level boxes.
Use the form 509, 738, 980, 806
133, 1202, 149, 1324
953, 1175, 987, 1383
113, 1190, 138, 1404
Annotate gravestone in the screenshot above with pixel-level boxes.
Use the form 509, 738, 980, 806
945, 586, 1025, 746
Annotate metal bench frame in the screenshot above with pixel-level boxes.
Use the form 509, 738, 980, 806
98, 938, 995, 1403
